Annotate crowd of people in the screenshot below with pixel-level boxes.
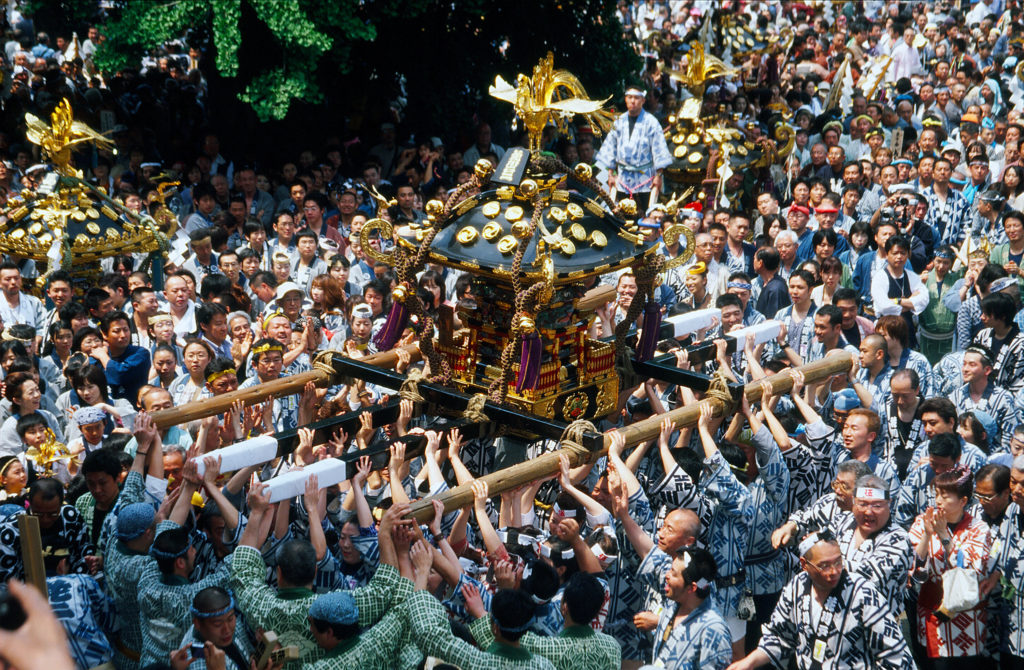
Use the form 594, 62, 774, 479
4, 1, 1024, 670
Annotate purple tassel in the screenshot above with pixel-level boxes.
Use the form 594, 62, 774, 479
515, 331, 542, 393
635, 300, 662, 362
373, 300, 408, 352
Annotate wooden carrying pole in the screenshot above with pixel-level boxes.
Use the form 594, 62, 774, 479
149, 343, 422, 430
406, 350, 853, 521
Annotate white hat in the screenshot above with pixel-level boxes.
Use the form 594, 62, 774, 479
275, 282, 304, 300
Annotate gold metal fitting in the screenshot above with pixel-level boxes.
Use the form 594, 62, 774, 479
518, 315, 536, 333
519, 179, 538, 199
512, 221, 532, 239
474, 160, 495, 181
574, 163, 593, 182
425, 200, 444, 217
393, 285, 408, 301
619, 199, 638, 217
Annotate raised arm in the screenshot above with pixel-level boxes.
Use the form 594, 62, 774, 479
558, 454, 611, 523
349, 455, 375, 529
606, 429, 642, 496
388, 441, 410, 505
303, 474, 327, 561
471, 479, 502, 556
201, 456, 240, 532
446, 428, 474, 486
609, 464, 654, 558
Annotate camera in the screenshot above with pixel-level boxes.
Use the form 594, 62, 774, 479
898, 197, 910, 207
0, 587, 26, 631
879, 207, 895, 222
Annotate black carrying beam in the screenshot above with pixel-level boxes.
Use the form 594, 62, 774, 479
330, 354, 605, 452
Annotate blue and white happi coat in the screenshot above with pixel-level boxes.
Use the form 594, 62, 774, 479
759, 572, 916, 670
594, 109, 672, 194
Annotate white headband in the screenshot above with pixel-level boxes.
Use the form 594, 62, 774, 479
589, 543, 618, 566
540, 544, 574, 560
855, 487, 888, 501
798, 533, 822, 557
680, 551, 711, 589
552, 503, 577, 518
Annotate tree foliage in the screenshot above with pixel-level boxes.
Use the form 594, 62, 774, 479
79, 0, 639, 131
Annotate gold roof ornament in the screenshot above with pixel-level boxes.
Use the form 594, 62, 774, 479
5, 99, 169, 292
489, 52, 616, 152
24, 98, 113, 176
662, 42, 739, 98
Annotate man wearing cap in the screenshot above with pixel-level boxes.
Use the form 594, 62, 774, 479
303, 587, 410, 669
952, 344, 1020, 453
177, 587, 255, 670
727, 532, 913, 670
595, 84, 672, 211
231, 485, 413, 667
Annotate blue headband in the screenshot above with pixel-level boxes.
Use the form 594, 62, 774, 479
727, 281, 753, 290
492, 614, 535, 633
190, 593, 236, 619
150, 541, 190, 560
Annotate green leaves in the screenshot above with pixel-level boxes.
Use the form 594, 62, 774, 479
211, 0, 242, 76
237, 65, 322, 122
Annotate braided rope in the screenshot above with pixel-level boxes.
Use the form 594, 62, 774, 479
487, 192, 546, 403
559, 419, 599, 458
399, 367, 426, 403
462, 393, 490, 424
705, 367, 737, 413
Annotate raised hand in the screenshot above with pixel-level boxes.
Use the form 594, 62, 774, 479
389, 440, 406, 472
353, 455, 372, 488
447, 428, 464, 460
697, 401, 714, 430
608, 429, 626, 461
297, 427, 315, 452
788, 368, 805, 396
429, 498, 445, 537
494, 559, 517, 590
133, 411, 157, 448
554, 517, 580, 543
202, 456, 222, 486
410, 538, 433, 573
303, 474, 321, 513
461, 581, 486, 619
247, 481, 272, 514
471, 479, 489, 508
657, 416, 674, 448
327, 428, 349, 457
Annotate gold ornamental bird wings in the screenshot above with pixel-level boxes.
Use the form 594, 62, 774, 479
25, 98, 113, 175
662, 42, 738, 97
489, 52, 613, 152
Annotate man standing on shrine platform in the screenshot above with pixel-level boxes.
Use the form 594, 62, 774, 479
596, 85, 672, 211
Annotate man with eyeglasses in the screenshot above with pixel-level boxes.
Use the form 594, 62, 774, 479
831, 475, 913, 618
727, 532, 913, 670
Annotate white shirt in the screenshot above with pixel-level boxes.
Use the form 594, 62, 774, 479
0, 292, 45, 331
871, 265, 930, 317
